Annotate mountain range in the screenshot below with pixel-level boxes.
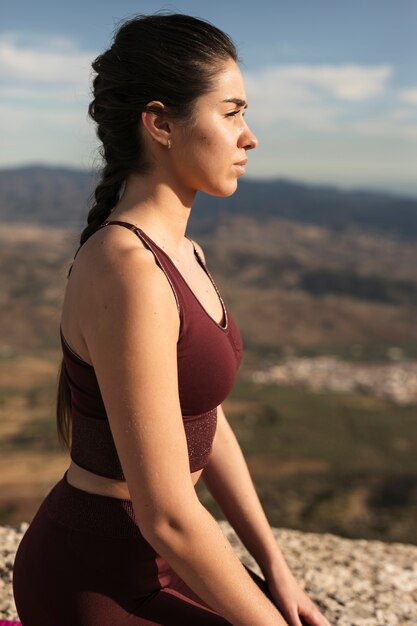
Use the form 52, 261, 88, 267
1, 165, 416, 239
1, 164, 417, 359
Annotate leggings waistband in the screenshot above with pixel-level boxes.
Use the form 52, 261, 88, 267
45, 471, 144, 540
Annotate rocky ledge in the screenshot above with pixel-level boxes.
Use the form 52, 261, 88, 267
1, 521, 416, 625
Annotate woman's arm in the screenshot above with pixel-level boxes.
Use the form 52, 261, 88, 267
203, 403, 293, 582
203, 406, 334, 626
190, 238, 291, 576
81, 228, 287, 626
194, 241, 332, 625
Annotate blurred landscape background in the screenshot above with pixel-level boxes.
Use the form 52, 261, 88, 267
1, 0, 416, 548
1, 165, 416, 545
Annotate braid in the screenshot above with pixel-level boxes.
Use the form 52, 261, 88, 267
79, 163, 125, 246
78, 69, 135, 248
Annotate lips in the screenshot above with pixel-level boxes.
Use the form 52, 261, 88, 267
235, 158, 248, 166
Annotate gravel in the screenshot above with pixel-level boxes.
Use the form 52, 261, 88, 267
2, 521, 416, 625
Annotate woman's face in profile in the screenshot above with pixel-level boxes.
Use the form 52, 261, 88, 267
171, 58, 258, 198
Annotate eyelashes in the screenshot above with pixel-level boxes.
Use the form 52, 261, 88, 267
225, 109, 246, 118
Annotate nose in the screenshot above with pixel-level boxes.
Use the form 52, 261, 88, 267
239, 120, 258, 151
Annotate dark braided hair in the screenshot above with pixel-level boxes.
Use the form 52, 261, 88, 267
57, 12, 238, 449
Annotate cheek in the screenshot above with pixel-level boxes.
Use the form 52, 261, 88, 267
195, 123, 229, 148
195, 132, 214, 150
196, 132, 232, 165
190, 135, 221, 170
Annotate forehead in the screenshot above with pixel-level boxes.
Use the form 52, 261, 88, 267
207, 59, 247, 104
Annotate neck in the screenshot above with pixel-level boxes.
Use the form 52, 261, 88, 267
109, 171, 197, 254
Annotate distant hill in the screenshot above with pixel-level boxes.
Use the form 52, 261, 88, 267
1, 165, 417, 239
0, 166, 95, 229
2, 164, 417, 360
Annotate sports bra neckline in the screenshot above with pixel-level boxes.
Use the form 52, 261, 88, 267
60, 219, 232, 368
100, 219, 229, 333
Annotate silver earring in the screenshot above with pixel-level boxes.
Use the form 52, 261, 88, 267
167, 138, 171, 149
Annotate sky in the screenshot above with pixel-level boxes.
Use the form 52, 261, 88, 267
1, 0, 416, 197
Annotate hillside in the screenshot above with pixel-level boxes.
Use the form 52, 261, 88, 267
2, 217, 417, 359
0, 168, 416, 544
1, 165, 417, 239
0, 222, 416, 543
1, 165, 417, 357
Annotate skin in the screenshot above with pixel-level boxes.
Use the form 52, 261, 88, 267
62, 57, 332, 626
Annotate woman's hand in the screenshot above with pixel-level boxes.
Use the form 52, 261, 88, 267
265, 566, 333, 626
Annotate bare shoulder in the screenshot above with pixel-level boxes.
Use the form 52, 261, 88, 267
74, 222, 155, 276
66, 223, 180, 343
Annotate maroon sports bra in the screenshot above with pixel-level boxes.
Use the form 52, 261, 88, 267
61, 220, 243, 477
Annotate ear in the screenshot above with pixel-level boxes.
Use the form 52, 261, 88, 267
141, 100, 172, 148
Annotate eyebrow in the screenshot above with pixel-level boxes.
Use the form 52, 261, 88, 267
222, 98, 248, 108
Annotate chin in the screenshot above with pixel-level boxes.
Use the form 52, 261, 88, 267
203, 179, 238, 198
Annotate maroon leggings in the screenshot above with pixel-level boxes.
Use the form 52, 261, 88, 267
12, 472, 274, 625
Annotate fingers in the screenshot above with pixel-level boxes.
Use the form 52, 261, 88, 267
299, 607, 333, 626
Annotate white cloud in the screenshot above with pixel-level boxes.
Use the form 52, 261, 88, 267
0, 104, 87, 132
288, 64, 391, 100
244, 63, 392, 130
397, 88, 417, 105
349, 108, 417, 140
0, 33, 97, 168
0, 32, 94, 87
0, 85, 88, 105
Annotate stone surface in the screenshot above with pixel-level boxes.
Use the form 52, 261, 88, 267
2, 521, 416, 625
0, 522, 29, 622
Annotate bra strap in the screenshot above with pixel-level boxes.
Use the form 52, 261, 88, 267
99, 220, 181, 316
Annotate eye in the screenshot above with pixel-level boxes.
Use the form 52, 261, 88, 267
225, 109, 245, 118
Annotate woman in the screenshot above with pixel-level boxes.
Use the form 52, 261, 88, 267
13, 13, 332, 626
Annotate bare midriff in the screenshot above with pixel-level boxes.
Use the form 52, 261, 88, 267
66, 460, 204, 500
